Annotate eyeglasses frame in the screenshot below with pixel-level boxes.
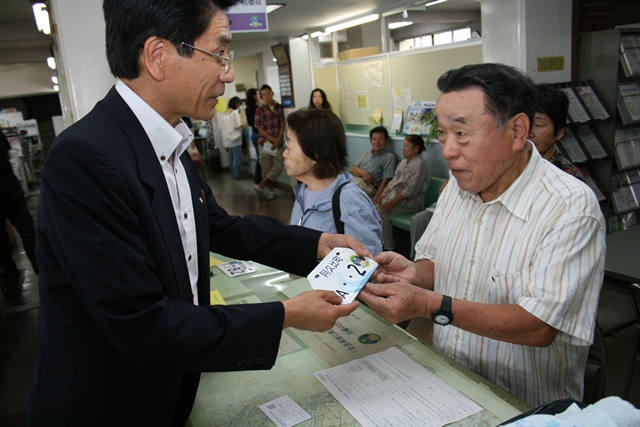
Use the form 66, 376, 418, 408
169, 39, 234, 74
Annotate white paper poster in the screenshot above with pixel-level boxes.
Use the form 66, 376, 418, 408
364, 62, 384, 89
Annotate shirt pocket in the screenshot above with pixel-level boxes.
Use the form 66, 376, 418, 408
487, 267, 528, 305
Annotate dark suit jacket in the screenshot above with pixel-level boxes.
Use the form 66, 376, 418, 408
27, 88, 322, 426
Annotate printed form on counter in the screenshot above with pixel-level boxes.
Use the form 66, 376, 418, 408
314, 347, 482, 427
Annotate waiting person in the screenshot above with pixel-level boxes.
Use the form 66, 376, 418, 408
27, 1, 366, 425
350, 126, 397, 199
254, 84, 285, 200
245, 87, 262, 183
409, 178, 448, 259
530, 84, 584, 181
308, 88, 332, 110
284, 108, 382, 256
220, 96, 244, 180
359, 63, 605, 407
375, 134, 429, 251
0, 131, 38, 298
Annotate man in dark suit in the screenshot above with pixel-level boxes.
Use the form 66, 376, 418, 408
26, 1, 365, 425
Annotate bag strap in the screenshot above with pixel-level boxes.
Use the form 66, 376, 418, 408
332, 182, 349, 234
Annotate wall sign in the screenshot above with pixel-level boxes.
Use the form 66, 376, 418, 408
227, 1, 268, 33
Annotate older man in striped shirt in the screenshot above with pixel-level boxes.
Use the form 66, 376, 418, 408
359, 63, 605, 408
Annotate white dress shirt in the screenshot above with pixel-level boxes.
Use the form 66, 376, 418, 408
415, 143, 605, 407
115, 79, 199, 304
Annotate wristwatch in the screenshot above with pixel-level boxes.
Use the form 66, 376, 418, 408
431, 295, 453, 326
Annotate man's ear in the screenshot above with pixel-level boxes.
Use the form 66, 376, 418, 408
511, 112, 530, 150
141, 37, 168, 82
555, 126, 566, 141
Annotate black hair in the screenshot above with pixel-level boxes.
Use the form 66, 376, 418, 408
308, 88, 332, 110
103, 0, 241, 79
369, 126, 389, 140
405, 134, 425, 154
533, 84, 569, 137
246, 88, 258, 108
436, 63, 535, 132
260, 84, 272, 93
228, 96, 242, 110
286, 109, 347, 180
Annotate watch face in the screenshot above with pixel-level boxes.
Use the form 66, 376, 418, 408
434, 314, 450, 325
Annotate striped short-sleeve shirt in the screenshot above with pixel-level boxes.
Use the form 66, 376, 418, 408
415, 143, 605, 407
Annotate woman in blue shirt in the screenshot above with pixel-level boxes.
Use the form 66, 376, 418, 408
284, 109, 382, 256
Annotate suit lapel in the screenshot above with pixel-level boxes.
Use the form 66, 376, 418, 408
101, 88, 192, 302
180, 153, 211, 306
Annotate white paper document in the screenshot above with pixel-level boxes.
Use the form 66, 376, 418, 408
259, 395, 310, 427
314, 347, 482, 427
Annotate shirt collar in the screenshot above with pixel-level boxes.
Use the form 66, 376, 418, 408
458, 141, 542, 221
115, 79, 193, 165
371, 147, 389, 156
494, 141, 542, 221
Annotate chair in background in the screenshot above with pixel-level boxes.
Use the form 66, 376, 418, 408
623, 283, 640, 400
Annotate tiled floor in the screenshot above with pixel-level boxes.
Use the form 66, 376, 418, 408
1, 170, 639, 426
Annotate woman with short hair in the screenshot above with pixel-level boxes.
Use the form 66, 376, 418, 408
284, 108, 382, 256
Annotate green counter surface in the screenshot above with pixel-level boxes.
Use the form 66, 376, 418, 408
188, 253, 530, 427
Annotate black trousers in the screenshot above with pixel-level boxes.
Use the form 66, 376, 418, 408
0, 181, 38, 275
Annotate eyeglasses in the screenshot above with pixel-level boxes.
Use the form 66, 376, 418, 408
171, 40, 234, 73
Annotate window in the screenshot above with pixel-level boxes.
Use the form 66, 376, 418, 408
434, 30, 452, 45
396, 26, 471, 51
453, 28, 471, 42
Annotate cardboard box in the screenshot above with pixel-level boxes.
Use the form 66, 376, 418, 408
338, 46, 379, 61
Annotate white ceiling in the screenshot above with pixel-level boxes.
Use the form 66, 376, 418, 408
0, 0, 480, 65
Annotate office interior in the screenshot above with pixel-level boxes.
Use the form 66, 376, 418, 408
2, 0, 640, 425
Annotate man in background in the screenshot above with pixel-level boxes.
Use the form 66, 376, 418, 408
351, 126, 397, 200
254, 84, 285, 200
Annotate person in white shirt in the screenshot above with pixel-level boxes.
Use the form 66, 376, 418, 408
220, 96, 245, 180
359, 63, 605, 407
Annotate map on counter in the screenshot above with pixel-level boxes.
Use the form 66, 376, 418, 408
209, 274, 251, 300
190, 348, 362, 426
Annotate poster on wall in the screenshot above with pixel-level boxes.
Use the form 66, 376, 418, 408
402, 101, 435, 136
393, 87, 412, 111
355, 91, 370, 111
364, 62, 384, 89
342, 80, 351, 104
227, 1, 268, 33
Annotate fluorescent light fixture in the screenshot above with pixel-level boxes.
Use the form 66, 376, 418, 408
425, 0, 448, 6
32, 3, 51, 35
51, 76, 58, 84
266, 4, 284, 14
47, 56, 56, 70
301, 34, 309, 40
53, 84, 59, 91
325, 14, 379, 33
389, 21, 413, 29
310, 31, 328, 38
